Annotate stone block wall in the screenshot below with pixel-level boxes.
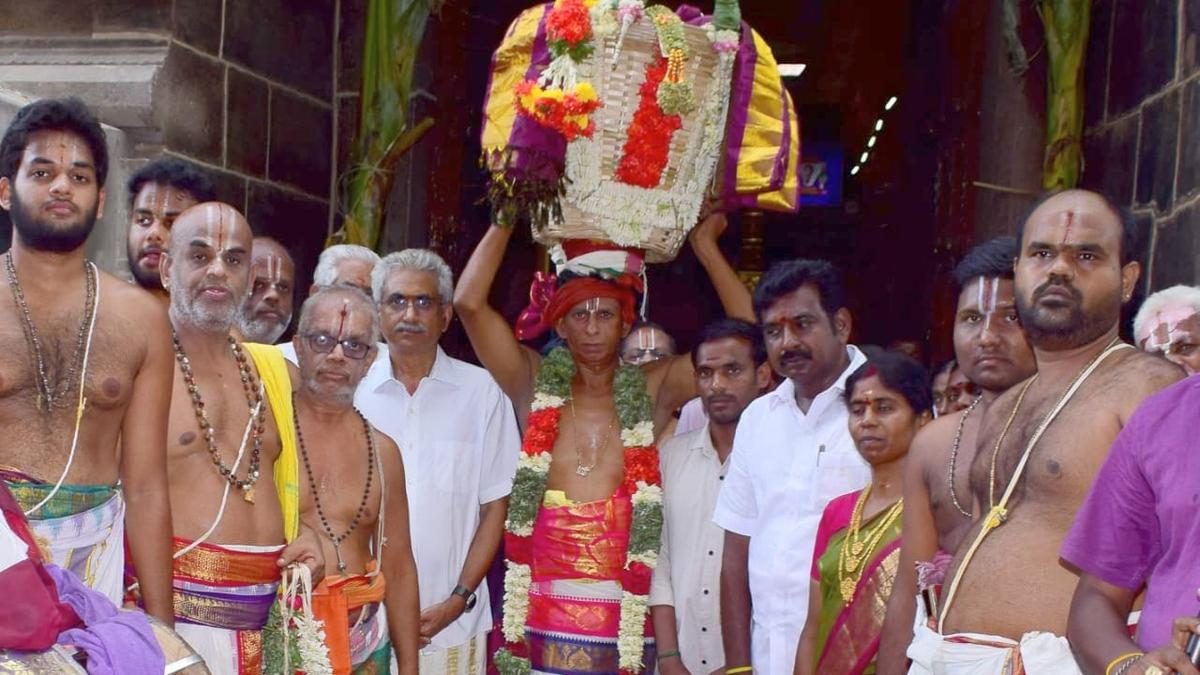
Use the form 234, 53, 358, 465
1081, 0, 1200, 294
0, 0, 368, 295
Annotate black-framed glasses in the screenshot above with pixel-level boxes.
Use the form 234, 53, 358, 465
301, 333, 372, 360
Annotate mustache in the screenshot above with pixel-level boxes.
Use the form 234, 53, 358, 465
392, 321, 425, 334
1033, 278, 1082, 304
780, 347, 813, 362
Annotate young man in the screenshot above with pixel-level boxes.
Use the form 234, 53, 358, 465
161, 202, 323, 674
125, 157, 216, 300
0, 97, 175, 623
292, 287, 420, 673
651, 319, 771, 675
454, 212, 750, 671
715, 259, 868, 674
239, 236, 295, 344
1131, 284, 1200, 375
907, 190, 1182, 673
357, 249, 520, 673
876, 238, 1036, 674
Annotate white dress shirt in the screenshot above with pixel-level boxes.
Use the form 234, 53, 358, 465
713, 345, 869, 674
354, 345, 521, 650
650, 423, 728, 674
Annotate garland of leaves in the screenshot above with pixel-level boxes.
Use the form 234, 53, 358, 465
496, 346, 662, 674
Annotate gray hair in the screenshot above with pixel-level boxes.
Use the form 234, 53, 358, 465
312, 245, 381, 287
296, 286, 381, 344
1133, 284, 1200, 346
372, 249, 454, 304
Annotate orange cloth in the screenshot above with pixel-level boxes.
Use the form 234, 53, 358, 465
312, 561, 387, 675
543, 278, 637, 328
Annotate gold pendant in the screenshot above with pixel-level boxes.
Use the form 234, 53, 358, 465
576, 465, 592, 477
243, 487, 255, 504
840, 578, 857, 602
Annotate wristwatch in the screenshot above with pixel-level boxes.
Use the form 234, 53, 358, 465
451, 584, 477, 611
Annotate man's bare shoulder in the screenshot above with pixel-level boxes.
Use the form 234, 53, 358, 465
98, 272, 168, 323
909, 413, 960, 469
1106, 348, 1185, 415
372, 428, 403, 471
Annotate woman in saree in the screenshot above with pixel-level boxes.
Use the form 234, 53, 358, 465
794, 350, 932, 675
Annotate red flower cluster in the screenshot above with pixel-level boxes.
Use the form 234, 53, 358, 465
522, 407, 560, 455
514, 80, 600, 141
622, 446, 661, 494
622, 561, 653, 596
546, 0, 592, 46
615, 58, 683, 188
505, 531, 533, 566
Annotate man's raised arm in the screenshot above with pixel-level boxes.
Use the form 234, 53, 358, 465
453, 225, 539, 410
121, 299, 175, 625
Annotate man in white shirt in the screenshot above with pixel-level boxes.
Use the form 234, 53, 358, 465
714, 259, 869, 674
280, 243, 382, 363
651, 319, 771, 675
355, 248, 520, 674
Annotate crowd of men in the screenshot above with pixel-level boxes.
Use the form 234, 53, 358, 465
3, 95, 1200, 675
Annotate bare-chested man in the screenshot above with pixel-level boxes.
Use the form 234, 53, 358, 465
876, 237, 1035, 674
161, 201, 322, 675
239, 236, 295, 344
907, 190, 1183, 674
0, 97, 175, 623
454, 212, 750, 672
126, 157, 216, 301
291, 287, 420, 673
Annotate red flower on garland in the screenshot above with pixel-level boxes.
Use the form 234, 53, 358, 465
505, 531, 533, 566
615, 58, 683, 188
514, 80, 601, 141
522, 407, 561, 455
546, 0, 592, 46
622, 447, 662, 490
622, 561, 653, 596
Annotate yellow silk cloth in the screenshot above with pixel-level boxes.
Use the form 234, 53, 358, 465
480, 4, 546, 156
243, 342, 299, 543
532, 489, 632, 582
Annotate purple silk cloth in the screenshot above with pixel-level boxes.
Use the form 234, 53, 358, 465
1061, 375, 1200, 651
505, 3, 564, 182
48, 564, 165, 675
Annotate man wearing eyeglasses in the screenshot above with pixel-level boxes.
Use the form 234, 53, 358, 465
354, 248, 520, 674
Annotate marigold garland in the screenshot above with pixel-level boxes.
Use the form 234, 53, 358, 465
496, 347, 663, 674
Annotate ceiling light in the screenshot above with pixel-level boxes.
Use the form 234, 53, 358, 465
885, 96, 898, 111
778, 63, 807, 78
859, 151, 869, 163
850, 165, 860, 176
874, 119, 884, 132
867, 135, 877, 148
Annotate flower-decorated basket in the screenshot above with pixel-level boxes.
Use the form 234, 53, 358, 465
482, 0, 800, 264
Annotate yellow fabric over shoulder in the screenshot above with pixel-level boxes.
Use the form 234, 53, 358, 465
243, 342, 299, 543
734, 28, 789, 196
481, 5, 547, 154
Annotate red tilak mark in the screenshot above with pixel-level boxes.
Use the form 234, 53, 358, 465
216, 210, 226, 250
336, 303, 349, 338
1061, 209, 1075, 245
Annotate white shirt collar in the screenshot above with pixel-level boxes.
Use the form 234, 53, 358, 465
767, 344, 865, 410
365, 344, 456, 392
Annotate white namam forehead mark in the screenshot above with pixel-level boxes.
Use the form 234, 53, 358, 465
26, 132, 87, 169
1146, 306, 1198, 351
636, 326, 658, 351
976, 276, 1001, 332
192, 203, 233, 252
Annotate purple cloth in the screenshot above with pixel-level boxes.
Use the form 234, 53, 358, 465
1061, 375, 1200, 650
47, 564, 165, 675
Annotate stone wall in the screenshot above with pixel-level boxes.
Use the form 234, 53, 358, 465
1081, 0, 1200, 296
0, 0, 368, 294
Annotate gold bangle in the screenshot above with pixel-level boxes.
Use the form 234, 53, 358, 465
1104, 652, 1144, 675
726, 668, 753, 675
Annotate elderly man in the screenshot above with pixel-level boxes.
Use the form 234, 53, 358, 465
0, 97, 175, 623
291, 287, 420, 673
715, 259, 868, 674
239, 236, 296, 344
621, 320, 677, 366
355, 248, 520, 673
161, 202, 323, 674
876, 238, 1036, 674
907, 190, 1181, 674
651, 318, 770, 675
455, 212, 750, 672
125, 156, 216, 300
280, 243, 382, 365
1132, 284, 1200, 375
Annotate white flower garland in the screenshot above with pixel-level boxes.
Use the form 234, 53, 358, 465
501, 561, 533, 643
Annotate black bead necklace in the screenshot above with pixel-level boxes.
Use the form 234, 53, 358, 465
292, 392, 376, 572
171, 330, 265, 502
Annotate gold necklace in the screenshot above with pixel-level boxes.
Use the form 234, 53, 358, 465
987, 376, 1036, 510
837, 483, 903, 602
569, 397, 615, 477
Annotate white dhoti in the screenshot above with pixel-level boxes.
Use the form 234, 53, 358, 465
21, 488, 125, 606
907, 624, 1082, 675
413, 631, 487, 675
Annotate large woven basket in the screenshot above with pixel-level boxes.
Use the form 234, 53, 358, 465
534, 14, 734, 263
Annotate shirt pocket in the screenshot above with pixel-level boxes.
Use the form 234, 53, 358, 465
806, 454, 867, 511
433, 440, 474, 494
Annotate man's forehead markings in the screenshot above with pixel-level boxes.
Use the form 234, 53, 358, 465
1060, 208, 1075, 246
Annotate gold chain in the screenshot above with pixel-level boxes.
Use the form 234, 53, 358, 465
986, 376, 1036, 510
837, 483, 903, 603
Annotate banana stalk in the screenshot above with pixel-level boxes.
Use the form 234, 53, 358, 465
1040, 0, 1090, 190
331, 0, 439, 250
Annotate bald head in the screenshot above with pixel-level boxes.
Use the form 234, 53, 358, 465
163, 202, 254, 333
293, 287, 380, 405
1017, 189, 1136, 265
